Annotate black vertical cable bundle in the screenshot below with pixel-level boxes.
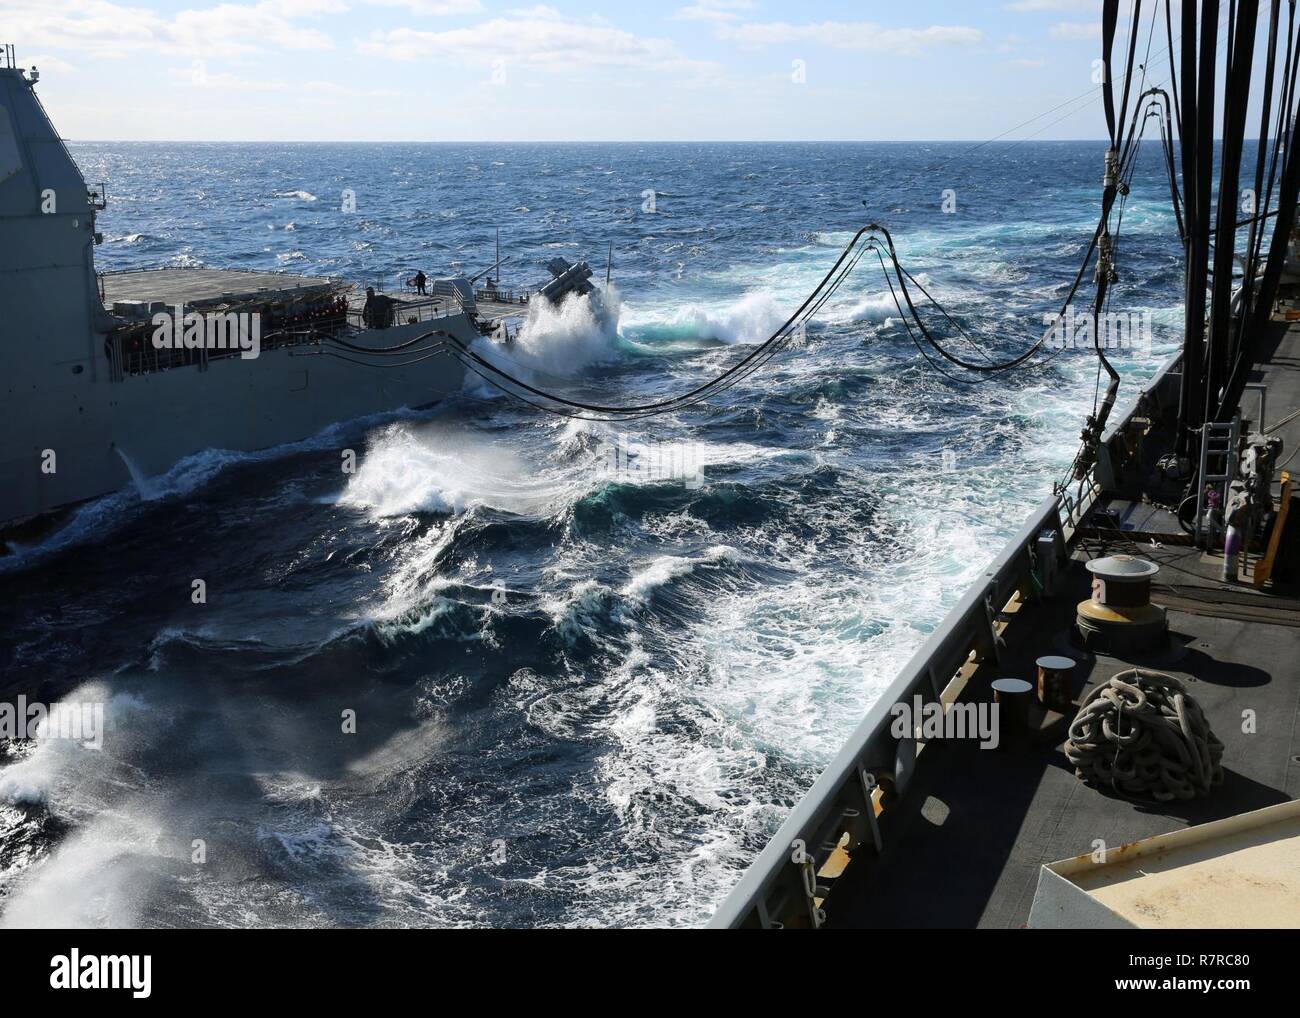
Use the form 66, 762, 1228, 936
1164, 0, 1300, 438
1174, 0, 1221, 457
1206, 0, 1260, 426
1227, 0, 1300, 421
1238, 0, 1282, 351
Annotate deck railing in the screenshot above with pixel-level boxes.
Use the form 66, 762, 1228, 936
349, 296, 462, 330
706, 491, 1068, 929
475, 285, 530, 306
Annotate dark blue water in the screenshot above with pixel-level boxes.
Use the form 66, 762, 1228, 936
0, 142, 1185, 927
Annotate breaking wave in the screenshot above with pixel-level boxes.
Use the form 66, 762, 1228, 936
622, 291, 788, 346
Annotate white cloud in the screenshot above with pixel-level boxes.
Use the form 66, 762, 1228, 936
171, 3, 336, 55
268, 0, 349, 14
358, 13, 719, 77
1, 1, 168, 59
1005, 0, 1097, 11
0, 0, 341, 59
503, 5, 561, 17
715, 21, 985, 55
1049, 21, 1102, 41
675, 0, 754, 23
363, 0, 482, 15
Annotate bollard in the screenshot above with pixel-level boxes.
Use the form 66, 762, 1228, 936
991, 677, 1034, 747
1035, 654, 1076, 713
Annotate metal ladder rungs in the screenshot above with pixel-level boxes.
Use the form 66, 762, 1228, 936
1194, 417, 1240, 547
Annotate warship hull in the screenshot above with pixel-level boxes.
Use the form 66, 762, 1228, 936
0, 323, 470, 529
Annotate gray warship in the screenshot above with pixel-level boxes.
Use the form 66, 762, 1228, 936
0, 50, 603, 535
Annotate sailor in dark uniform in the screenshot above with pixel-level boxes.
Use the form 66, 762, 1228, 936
362, 286, 392, 328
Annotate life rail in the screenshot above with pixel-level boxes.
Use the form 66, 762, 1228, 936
346, 295, 465, 330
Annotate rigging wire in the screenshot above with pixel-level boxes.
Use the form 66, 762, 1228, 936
316, 1, 1254, 443
313, 228, 880, 422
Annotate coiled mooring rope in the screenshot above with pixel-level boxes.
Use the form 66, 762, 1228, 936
1065, 669, 1224, 802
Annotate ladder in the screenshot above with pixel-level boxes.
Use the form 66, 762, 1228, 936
1194, 417, 1240, 548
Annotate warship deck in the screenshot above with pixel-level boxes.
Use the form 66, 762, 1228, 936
825, 319, 1300, 928
100, 269, 529, 327
101, 267, 336, 308
368, 285, 530, 323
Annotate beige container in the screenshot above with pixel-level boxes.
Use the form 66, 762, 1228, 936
1029, 798, 1300, 928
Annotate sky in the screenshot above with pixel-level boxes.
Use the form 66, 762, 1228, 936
0, 1, 1267, 141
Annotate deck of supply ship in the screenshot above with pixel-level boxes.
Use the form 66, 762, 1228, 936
710, 305, 1300, 930
833, 317, 1300, 928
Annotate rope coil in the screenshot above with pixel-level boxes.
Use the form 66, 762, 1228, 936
1065, 668, 1224, 801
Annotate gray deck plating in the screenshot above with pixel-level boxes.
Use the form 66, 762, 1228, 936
827, 542, 1300, 928
102, 267, 336, 308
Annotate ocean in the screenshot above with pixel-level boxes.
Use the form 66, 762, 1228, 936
0, 140, 1185, 927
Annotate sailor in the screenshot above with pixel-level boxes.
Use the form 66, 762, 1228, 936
363, 286, 392, 328
413, 270, 427, 296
